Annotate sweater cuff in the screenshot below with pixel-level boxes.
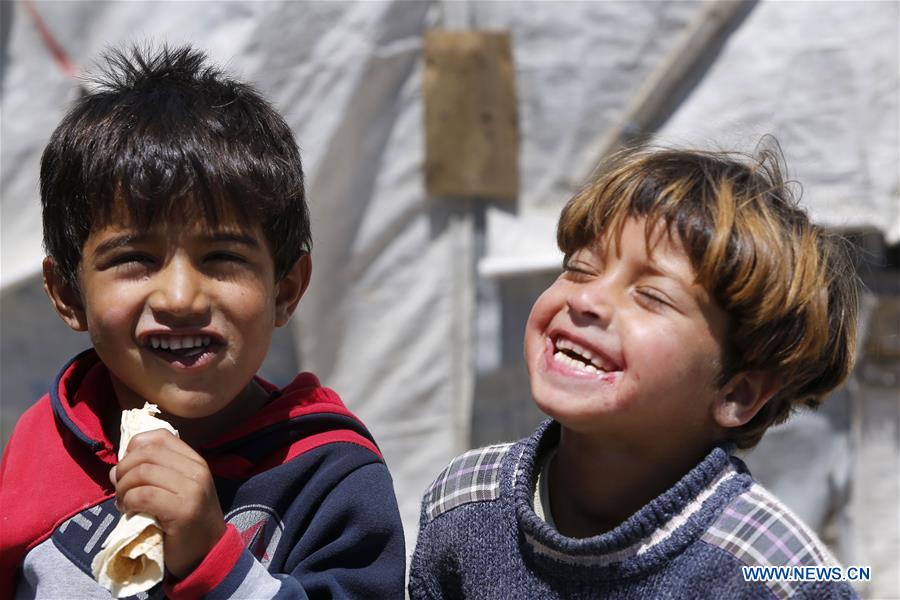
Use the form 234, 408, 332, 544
164, 525, 243, 600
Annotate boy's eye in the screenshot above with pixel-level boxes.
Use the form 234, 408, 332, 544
109, 253, 155, 270
562, 260, 596, 279
206, 252, 245, 262
636, 288, 672, 310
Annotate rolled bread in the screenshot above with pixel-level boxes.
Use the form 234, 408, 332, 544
91, 403, 177, 597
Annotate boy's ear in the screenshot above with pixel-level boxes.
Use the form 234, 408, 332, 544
274, 253, 312, 327
713, 370, 780, 429
42, 257, 88, 332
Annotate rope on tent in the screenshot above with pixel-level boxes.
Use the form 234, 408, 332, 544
20, 0, 79, 78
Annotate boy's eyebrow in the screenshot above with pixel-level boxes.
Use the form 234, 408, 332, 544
93, 233, 147, 256
642, 260, 680, 282
640, 256, 695, 294
92, 231, 262, 255
203, 232, 262, 248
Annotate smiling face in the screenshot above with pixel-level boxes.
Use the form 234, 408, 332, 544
44, 201, 310, 436
524, 218, 730, 451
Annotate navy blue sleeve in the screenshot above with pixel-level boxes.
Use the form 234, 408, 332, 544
285, 460, 406, 599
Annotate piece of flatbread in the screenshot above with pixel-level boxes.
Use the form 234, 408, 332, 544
92, 403, 178, 597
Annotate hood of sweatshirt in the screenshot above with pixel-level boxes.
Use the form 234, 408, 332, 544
50, 349, 381, 478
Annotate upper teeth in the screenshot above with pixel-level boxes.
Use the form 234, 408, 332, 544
554, 337, 615, 373
149, 335, 212, 350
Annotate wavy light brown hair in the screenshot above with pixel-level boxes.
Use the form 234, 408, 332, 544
557, 142, 860, 449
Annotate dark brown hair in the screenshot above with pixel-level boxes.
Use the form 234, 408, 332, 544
41, 44, 310, 286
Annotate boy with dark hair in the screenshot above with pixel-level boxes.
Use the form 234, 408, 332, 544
0, 44, 405, 599
409, 144, 861, 599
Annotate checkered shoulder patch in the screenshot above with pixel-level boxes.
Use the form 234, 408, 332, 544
701, 482, 840, 600
422, 443, 514, 523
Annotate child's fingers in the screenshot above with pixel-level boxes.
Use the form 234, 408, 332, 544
117, 472, 224, 544
117, 484, 182, 524
121, 429, 207, 472
125, 428, 205, 461
117, 448, 212, 494
115, 461, 219, 526
115, 459, 190, 498
116, 449, 209, 500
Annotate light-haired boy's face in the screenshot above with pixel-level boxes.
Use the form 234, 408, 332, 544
524, 217, 729, 449
51, 202, 306, 423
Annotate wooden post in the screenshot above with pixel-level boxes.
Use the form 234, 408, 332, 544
422, 28, 519, 451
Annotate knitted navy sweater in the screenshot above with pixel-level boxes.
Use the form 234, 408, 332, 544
409, 420, 858, 599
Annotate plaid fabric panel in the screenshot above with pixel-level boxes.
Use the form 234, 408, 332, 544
423, 443, 513, 523
701, 483, 839, 599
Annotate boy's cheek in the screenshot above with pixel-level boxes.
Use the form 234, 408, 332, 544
88, 307, 145, 353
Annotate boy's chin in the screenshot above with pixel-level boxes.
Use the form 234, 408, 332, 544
137, 389, 232, 420
530, 379, 595, 420
530, 391, 624, 436
530, 393, 581, 428
155, 403, 224, 422
153, 379, 268, 421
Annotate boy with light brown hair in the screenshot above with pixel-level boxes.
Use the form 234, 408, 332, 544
410, 142, 861, 599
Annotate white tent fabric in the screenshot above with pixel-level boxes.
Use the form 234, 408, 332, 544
659, 1, 900, 239
479, 0, 899, 276
1, 0, 704, 549
2, 2, 898, 592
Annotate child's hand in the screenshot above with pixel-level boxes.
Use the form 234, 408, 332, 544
111, 429, 226, 579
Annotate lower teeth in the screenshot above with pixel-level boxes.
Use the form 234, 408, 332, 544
554, 351, 601, 374
163, 346, 205, 357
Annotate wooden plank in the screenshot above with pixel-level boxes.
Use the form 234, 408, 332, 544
423, 30, 519, 201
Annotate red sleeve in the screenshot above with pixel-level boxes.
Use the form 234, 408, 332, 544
0, 396, 114, 599
164, 525, 243, 600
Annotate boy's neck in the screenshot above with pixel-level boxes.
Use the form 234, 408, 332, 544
164, 380, 270, 447
106, 378, 271, 449
547, 425, 714, 539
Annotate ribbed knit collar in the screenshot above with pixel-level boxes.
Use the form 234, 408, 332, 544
506, 419, 751, 580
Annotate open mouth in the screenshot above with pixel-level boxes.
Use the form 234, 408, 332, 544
143, 334, 221, 366
552, 336, 619, 375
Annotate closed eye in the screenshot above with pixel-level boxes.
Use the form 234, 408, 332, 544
636, 288, 673, 310
205, 252, 246, 263
202, 251, 255, 278
562, 258, 597, 280
107, 252, 156, 274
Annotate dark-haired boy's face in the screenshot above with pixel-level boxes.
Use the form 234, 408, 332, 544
524, 218, 729, 452
49, 204, 308, 426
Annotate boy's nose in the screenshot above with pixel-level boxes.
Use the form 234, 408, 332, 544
147, 260, 210, 318
567, 280, 614, 326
